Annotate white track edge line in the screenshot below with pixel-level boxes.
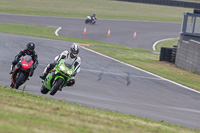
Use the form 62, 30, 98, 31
80, 45, 200, 94
152, 38, 178, 51
55, 27, 62, 36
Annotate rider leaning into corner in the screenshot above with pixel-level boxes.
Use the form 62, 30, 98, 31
90, 13, 97, 21
40, 43, 81, 87
10, 42, 39, 77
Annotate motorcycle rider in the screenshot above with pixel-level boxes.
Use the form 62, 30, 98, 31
10, 42, 38, 77
40, 43, 81, 87
90, 13, 97, 21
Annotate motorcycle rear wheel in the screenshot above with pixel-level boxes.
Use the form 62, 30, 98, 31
85, 19, 89, 24
14, 72, 26, 89
50, 78, 63, 95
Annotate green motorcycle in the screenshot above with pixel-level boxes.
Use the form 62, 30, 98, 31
40, 59, 75, 95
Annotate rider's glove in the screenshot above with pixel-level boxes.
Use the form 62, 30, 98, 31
12, 59, 18, 65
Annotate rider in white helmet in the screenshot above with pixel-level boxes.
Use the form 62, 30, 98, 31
40, 43, 81, 86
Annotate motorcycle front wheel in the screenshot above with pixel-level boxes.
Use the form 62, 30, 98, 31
50, 78, 63, 95
92, 20, 96, 24
14, 72, 26, 89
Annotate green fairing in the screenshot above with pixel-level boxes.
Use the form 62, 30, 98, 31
44, 59, 75, 90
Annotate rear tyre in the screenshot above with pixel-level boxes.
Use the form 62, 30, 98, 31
50, 78, 63, 95
85, 19, 89, 24
41, 84, 49, 94
14, 73, 26, 89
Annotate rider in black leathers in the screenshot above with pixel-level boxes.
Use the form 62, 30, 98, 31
90, 13, 97, 21
10, 42, 38, 77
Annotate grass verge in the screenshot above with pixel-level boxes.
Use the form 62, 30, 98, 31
0, 0, 193, 22
0, 85, 199, 133
155, 38, 179, 52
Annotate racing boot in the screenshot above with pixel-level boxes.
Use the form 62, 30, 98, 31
41, 63, 57, 80
40, 63, 55, 80
39, 73, 47, 80
40, 65, 52, 80
40, 65, 49, 80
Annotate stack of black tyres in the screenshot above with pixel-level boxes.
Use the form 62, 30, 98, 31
171, 45, 177, 63
194, 8, 200, 14
159, 47, 173, 62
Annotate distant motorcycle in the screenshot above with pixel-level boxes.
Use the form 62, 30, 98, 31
40, 59, 75, 96
10, 55, 34, 89
85, 16, 97, 24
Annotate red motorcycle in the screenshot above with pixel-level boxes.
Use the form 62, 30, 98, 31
10, 55, 34, 89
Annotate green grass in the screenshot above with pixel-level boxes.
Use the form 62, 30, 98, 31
0, 85, 199, 133
0, 23, 55, 38
0, 0, 193, 22
185, 0, 200, 2
155, 38, 179, 52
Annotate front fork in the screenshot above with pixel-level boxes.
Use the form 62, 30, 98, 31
10, 65, 14, 74
54, 76, 66, 89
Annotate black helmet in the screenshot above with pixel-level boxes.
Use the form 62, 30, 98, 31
70, 43, 79, 58
26, 42, 35, 52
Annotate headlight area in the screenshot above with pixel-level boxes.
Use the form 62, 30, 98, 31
67, 70, 73, 76
60, 65, 66, 73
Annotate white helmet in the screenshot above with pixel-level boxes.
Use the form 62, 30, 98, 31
70, 43, 79, 58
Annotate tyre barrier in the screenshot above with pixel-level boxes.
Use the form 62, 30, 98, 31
194, 8, 200, 14
171, 45, 177, 63
159, 46, 177, 63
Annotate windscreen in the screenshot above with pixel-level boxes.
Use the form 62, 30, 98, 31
24, 55, 32, 62
64, 58, 74, 69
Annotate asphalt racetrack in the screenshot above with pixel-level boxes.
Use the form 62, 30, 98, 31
0, 14, 200, 129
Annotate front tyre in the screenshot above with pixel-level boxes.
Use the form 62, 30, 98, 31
92, 20, 96, 24
10, 82, 14, 88
41, 84, 49, 94
50, 78, 63, 95
14, 72, 26, 89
